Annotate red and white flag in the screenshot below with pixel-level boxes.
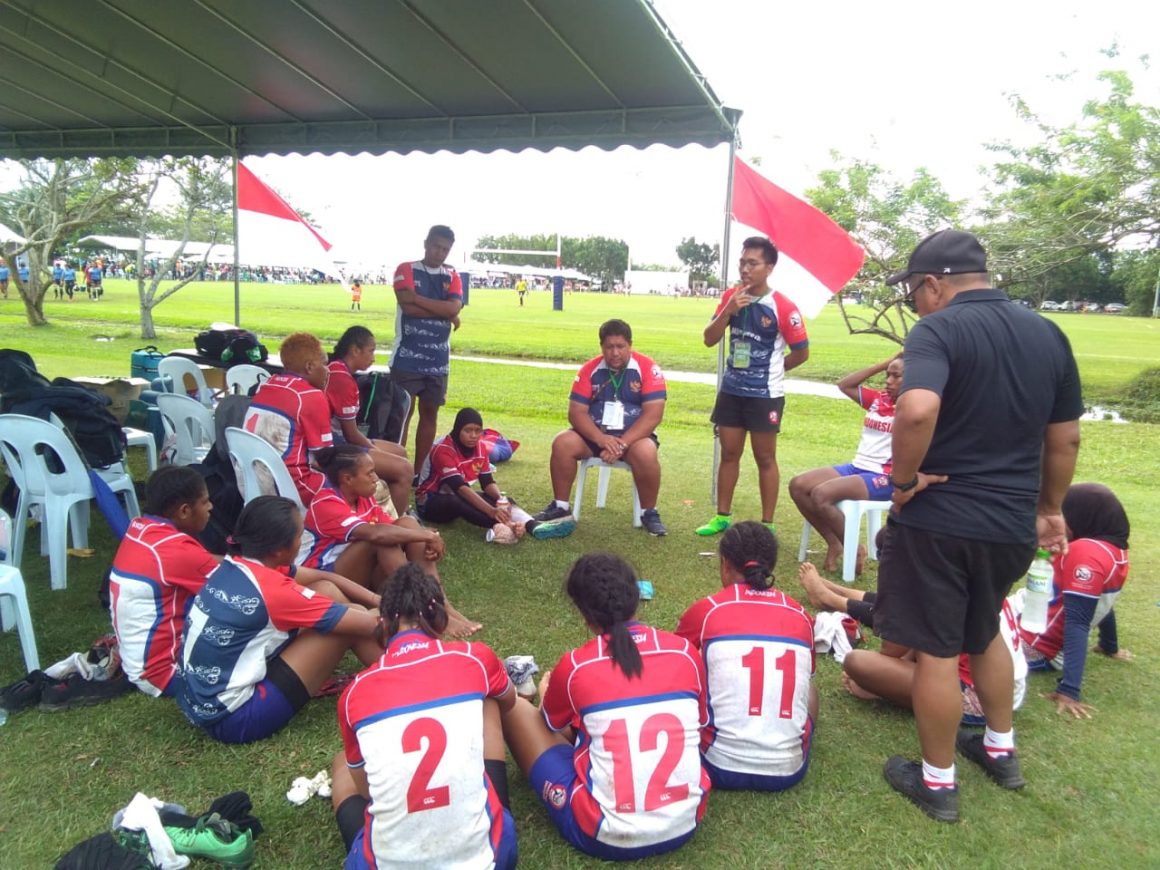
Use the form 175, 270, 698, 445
730, 157, 864, 318
236, 162, 344, 281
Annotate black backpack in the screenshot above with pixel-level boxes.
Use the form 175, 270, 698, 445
7, 379, 127, 469
0, 348, 50, 397
195, 328, 268, 366
191, 394, 251, 554
357, 372, 411, 442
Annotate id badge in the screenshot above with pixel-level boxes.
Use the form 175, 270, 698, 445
601, 400, 626, 431
732, 340, 752, 369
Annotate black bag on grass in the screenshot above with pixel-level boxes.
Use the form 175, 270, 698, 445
357, 372, 410, 442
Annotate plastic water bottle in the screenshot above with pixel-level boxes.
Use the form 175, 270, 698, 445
1021, 549, 1053, 633
496, 492, 510, 513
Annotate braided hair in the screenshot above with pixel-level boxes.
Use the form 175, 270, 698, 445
719, 521, 778, 590
376, 563, 449, 646
315, 443, 368, 487
565, 553, 642, 679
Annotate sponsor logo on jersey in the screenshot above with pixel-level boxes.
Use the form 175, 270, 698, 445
543, 782, 568, 809
768, 410, 780, 424
632, 631, 647, 644
873, 475, 890, 488
789, 312, 802, 328
629, 380, 641, 393
760, 315, 772, 328
651, 364, 662, 378
203, 625, 236, 645
1075, 566, 1093, 582
395, 640, 430, 656
206, 587, 261, 615
188, 664, 222, 685
473, 459, 485, 472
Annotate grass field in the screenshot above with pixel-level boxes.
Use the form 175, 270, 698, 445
0, 284, 1158, 867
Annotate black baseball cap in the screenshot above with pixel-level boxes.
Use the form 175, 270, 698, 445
885, 229, 988, 286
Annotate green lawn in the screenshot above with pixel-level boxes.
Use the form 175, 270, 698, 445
0, 286, 1158, 867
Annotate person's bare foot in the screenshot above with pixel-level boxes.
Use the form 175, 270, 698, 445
841, 670, 880, 701
798, 562, 830, 610
445, 603, 482, 638
855, 544, 867, 575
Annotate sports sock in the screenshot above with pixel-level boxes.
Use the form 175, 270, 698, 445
554, 500, 570, 510
983, 727, 1015, 758
921, 759, 956, 790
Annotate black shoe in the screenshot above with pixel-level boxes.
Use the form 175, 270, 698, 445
39, 672, 135, 712
883, 756, 959, 823
956, 728, 1026, 790
532, 502, 572, 522
640, 508, 667, 536
0, 670, 53, 712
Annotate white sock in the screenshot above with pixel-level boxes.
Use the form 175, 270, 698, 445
984, 727, 1015, 758
921, 759, 956, 790
554, 500, 570, 510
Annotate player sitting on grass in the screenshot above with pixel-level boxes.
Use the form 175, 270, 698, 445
331, 563, 517, 869
500, 553, 710, 861
677, 522, 817, 791
178, 496, 383, 744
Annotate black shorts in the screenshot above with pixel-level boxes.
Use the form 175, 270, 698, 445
574, 430, 659, 457
711, 392, 785, 433
389, 369, 448, 407
874, 519, 1035, 657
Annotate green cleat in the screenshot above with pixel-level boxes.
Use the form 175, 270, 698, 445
763, 521, 777, 536
694, 514, 732, 536
165, 814, 255, 868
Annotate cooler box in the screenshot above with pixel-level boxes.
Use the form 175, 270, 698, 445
131, 345, 165, 379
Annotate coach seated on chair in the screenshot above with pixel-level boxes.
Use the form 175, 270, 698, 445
532, 318, 668, 536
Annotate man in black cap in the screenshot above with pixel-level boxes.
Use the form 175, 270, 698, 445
876, 229, 1082, 822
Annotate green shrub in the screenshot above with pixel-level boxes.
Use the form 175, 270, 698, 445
1119, 366, 1160, 422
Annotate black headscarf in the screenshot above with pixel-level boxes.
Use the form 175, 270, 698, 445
1062, 483, 1130, 550
451, 407, 484, 456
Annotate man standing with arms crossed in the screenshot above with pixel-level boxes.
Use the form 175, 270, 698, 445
877, 229, 1082, 822
698, 236, 809, 537
390, 225, 462, 477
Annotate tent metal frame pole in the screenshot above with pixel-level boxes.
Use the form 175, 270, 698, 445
231, 147, 240, 326
711, 135, 739, 505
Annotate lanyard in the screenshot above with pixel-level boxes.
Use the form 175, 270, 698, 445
605, 368, 624, 399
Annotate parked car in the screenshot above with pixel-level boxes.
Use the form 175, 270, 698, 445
1040, 300, 1061, 311
1104, 302, 1126, 313
1059, 301, 1075, 311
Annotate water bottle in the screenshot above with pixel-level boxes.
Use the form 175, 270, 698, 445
1020, 549, 1053, 633
496, 492, 510, 513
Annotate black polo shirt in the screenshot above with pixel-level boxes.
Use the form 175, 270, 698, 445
896, 288, 1083, 544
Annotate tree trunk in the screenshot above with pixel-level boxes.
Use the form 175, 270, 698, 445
139, 303, 156, 339
22, 290, 47, 326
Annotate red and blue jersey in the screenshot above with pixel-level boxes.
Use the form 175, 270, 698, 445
1019, 538, 1129, 662
326, 359, 362, 427
87, 265, 103, 283
179, 556, 345, 725
714, 288, 808, 399
299, 488, 392, 571
338, 630, 512, 869
390, 261, 462, 376
540, 622, 710, 851
109, 516, 218, 697
416, 433, 493, 500
569, 351, 666, 436
851, 387, 896, 474
676, 585, 815, 778
243, 372, 333, 503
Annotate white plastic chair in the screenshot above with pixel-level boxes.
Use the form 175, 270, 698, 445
224, 426, 305, 514
572, 458, 642, 528
122, 426, 159, 474
797, 498, 891, 583
156, 393, 215, 465
0, 510, 40, 672
0, 414, 140, 590
225, 364, 268, 396
157, 356, 215, 407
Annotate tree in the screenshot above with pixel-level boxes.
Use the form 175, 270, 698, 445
0, 158, 144, 325
805, 153, 963, 343
980, 61, 1160, 301
474, 232, 628, 287
675, 236, 719, 284
1112, 248, 1160, 315
132, 157, 232, 338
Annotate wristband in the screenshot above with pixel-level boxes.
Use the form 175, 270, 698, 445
890, 474, 919, 492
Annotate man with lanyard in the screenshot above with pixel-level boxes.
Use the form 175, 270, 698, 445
697, 236, 809, 537
533, 318, 669, 536
877, 229, 1082, 822
389, 225, 462, 477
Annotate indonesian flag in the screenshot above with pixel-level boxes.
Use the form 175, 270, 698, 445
731, 157, 864, 318
236, 162, 345, 282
